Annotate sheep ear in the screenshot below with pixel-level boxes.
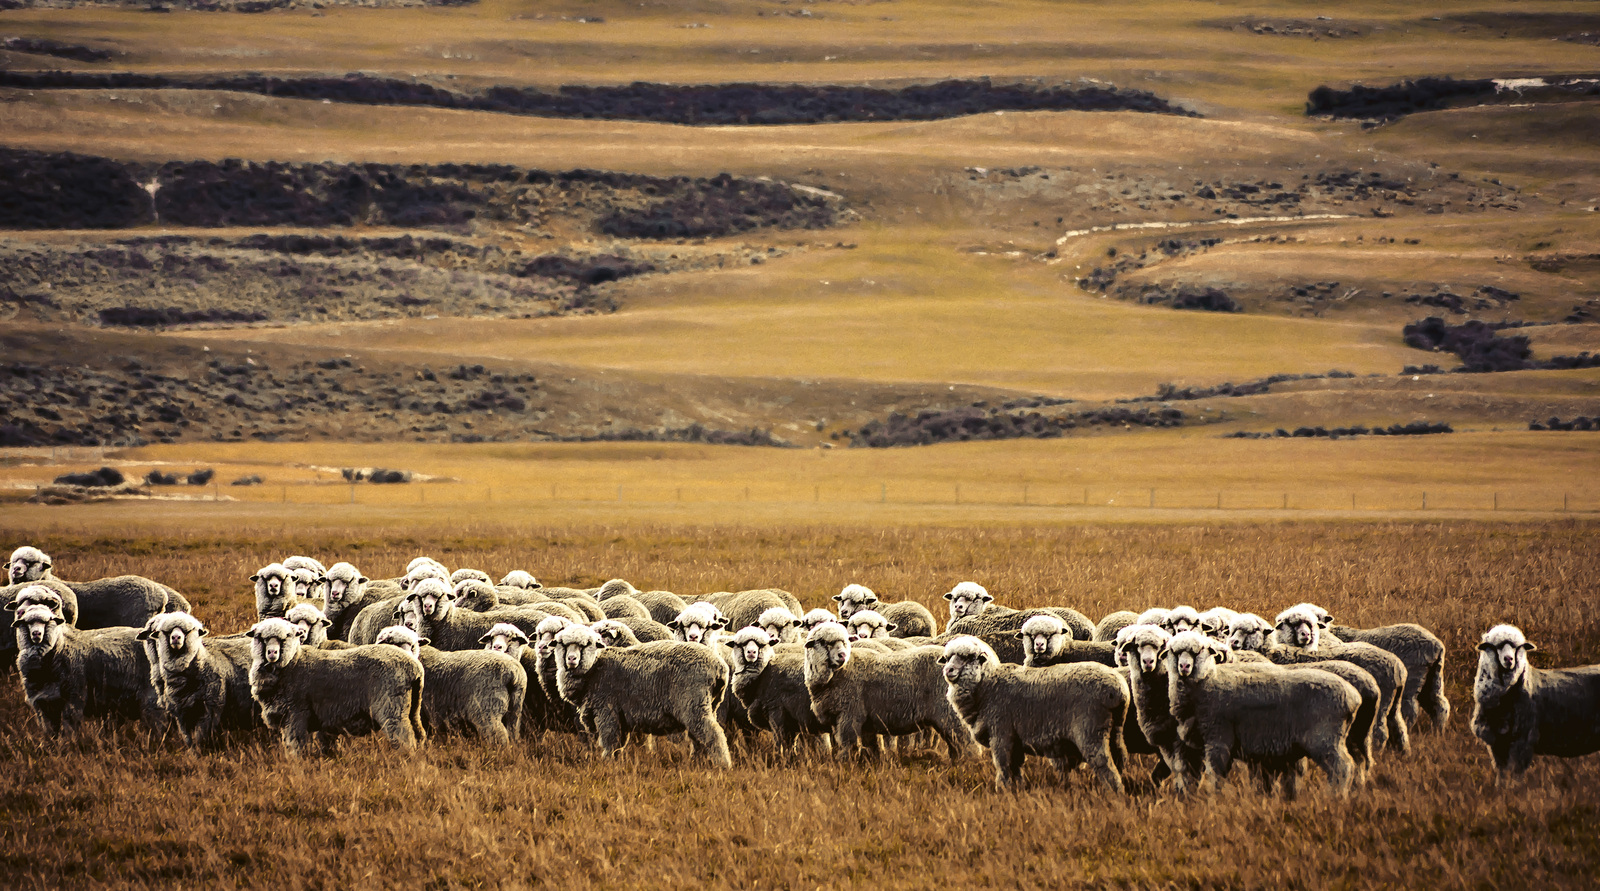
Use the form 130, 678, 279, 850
936, 653, 949, 663
1, 599, 16, 612
885, 622, 897, 632
358, 576, 369, 584
136, 626, 154, 640
478, 633, 494, 645
1477, 641, 1497, 652
981, 594, 994, 603
943, 592, 954, 600
418, 637, 430, 647
1522, 641, 1537, 652
319, 618, 332, 628
292, 626, 308, 640
198, 627, 209, 637
1317, 617, 1331, 628
832, 594, 843, 601
250, 574, 261, 582
246, 627, 259, 639
723, 639, 738, 648
1013, 631, 1027, 639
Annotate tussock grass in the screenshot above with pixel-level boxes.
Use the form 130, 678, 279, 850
1, 520, 1599, 887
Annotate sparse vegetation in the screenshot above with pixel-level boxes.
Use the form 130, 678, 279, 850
846, 404, 1186, 448
1223, 421, 1453, 440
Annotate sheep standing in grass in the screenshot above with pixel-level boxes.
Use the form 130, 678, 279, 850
724, 626, 830, 755
1325, 613, 1450, 731
1472, 624, 1600, 779
669, 602, 728, 647
499, 570, 541, 590
1269, 605, 1410, 753
480, 623, 529, 659
800, 609, 838, 637
245, 618, 425, 756
833, 584, 937, 638
939, 635, 1127, 792
803, 622, 971, 761
142, 611, 258, 748
320, 562, 373, 641
553, 624, 731, 767
1093, 611, 1139, 643
756, 607, 801, 645
948, 607, 1095, 663
282, 556, 327, 603
600, 595, 652, 622
943, 581, 1003, 631
285, 603, 336, 647
1161, 605, 1202, 637
1018, 615, 1118, 668
598, 579, 687, 625
9, 546, 189, 627
12, 603, 163, 736
1198, 607, 1239, 641
374, 626, 526, 745
253, 563, 299, 619
1117, 624, 1187, 786
1165, 631, 1358, 797
591, 619, 644, 648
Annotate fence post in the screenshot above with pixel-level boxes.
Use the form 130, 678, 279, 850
955, 484, 960, 505
1149, 488, 1155, 508
282, 486, 287, 503
814, 485, 820, 503
1216, 492, 1222, 510
1564, 493, 1569, 512
1351, 493, 1356, 511
213, 482, 218, 502
880, 483, 886, 504
1084, 487, 1088, 505
1494, 492, 1499, 511
1282, 493, 1287, 510
616, 485, 622, 502
349, 484, 355, 504
1422, 492, 1427, 510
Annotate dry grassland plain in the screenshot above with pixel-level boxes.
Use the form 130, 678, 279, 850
2, 0, 1600, 885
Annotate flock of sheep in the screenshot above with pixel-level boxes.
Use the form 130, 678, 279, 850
5, 544, 1599, 794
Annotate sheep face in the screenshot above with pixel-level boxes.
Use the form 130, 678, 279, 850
480, 623, 529, 658
400, 564, 447, 592
1119, 625, 1172, 674
288, 567, 325, 603
453, 580, 498, 613
671, 604, 723, 646
1226, 614, 1273, 653
591, 620, 632, 648
1198, 607, 1237, 639
375, 626, 425, 660
285, 604, 332, 645
247, 618, 305, 669
726, 626, 772, 671
944, 582, 992, 622
804, 623, 852, 672
938, 636, 995, 686
252, 563, 294, 616
147, 612, 207, 672
845, 609, 893, 641
1478, 625, 1535, 684
1135, 607, 1170, 628
4, 585, 65, 620
1018, 615, 1068, 659
1274, 606, 1324, 649
1165, 631, 1223, 681
800, 609, 837, 636
833, 584, 879, 621
323, 563, 367, 610
1162, 605, 1201, 636
499, 570, 540, 590
410, 579, 454, 621
535, 617, 572, 658
756, 607, 799, 645
11, 604, 63, 650
7, 546, 50, 584
554, 625, 604, 674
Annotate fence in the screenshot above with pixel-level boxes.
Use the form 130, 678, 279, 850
109, 479, 1600, 514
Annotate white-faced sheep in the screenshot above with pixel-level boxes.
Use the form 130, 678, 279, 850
1472, 624, 1600, 779
833, 584, 877, 620
1161, 605, 1203, 637
833, 584, 936, 638
591, 619, 644, 648
373, 626, 526, 745
1116, 624, 1189, 786
948, 607, 1095, 663
1198, 607, 1240, 640
12, 603, 164, 736
669, 602, 728, 647
319, 562, 373, 641
694, 589, 799, 635
800, 609, 838, 637
480, 623, 530, 659
600, 595, 652, 622
599, 580, 686, 626
756, 607, 801, 645
395, 579, 562, 652
1165, 631, 1358, 797
140, 611, 259, 748
1318, 609, 1450, 732
1017, 615, 1118, 668
529, 616, 582, 734
1093, 611, 1138, 643
723, 626, 829, 755
10, 545, 189, 628
499, 570, 541, 590
939, 635, 1128, 792
252, 563, 298, 619
553, 624, 732, 767
282, 556, 327, 602
1269, 605, 1410, 754
943, 581, 1003, 630
803, 622, 972, 762
843, 609, 896, 641
284, 603, 336, 647
450, 568, 492, 586
245, 618, 425, 756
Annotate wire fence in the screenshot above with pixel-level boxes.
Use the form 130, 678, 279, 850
128, 479, 1600, 514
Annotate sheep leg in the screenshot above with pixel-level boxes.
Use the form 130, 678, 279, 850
1420, 663, 1450, 730
937, 719, 970, 763
1399, 666, 1425, 729
590, 708, 625, 758
280, 713, 313, 757
1311, 748, 1353, 797
1384, 697, 1411, 755
1200, 740, 1235, 793
478, 714, 511, 747
408, 680, 427, 746
1083, 740, 1125, 795
991, 734, 1023, 791
683, 709, 732, 770
377, 701, 418, 751
1501, 738, 1536, 778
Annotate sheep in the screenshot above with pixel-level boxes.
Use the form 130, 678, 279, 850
1269, 605, 1410, 753
479, 623, 529, 659
399, 561, 449, 592
843, 609, 895, 641
245, 617, 425, 756
693, 589, 793, 634
802, 622, 972, 761
1164, 631, 1359, 797
831, 584, 937, 638
140, 611, 258, 748
1116, 624, 1189, 786
1162, 605, 1203, 637
346, 593, 410, 646
396, 580, 565, 652
1323, 612, 1450, 731
939, 635, 1128, 792
1198, 607, 1240, 640
669, 602, 727, 647
943, 581, 1002, 630
252, 562, 299, 619
528, 615, 580, 730
599, 579, 687, 626
800, 609, 838, 636
373, 625, 526, 745
1017, 615, 1118, 668
284, 603, 336, 648
600, 595, 652, 622
8, 546, 188, 628
756, 607, 801, 645
450, 568, 492, 586
591, 619, 644, 648
282, 556, 327, 600
724, 626, 830, 755
499, 570, 541, 590
1472, 624, 1600, 779
834, 584, 879, 621
12, 604, 164, 736
1093, 611, 1138, 643
545, 596, 604, 622
947, 608, 1095, 663
405, 556, 447, 577
320, 562, 374, 641
3, 581, 77, 624
552, 624, 731, 767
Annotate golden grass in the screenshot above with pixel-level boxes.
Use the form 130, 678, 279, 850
2, 519, 1599, 888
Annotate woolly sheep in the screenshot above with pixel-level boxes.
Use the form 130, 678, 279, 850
800, 609, 838, 636
724, 626, 830, 755
669, 602, 728, 646
1321, 610, 1450, 731
140, 611, 258, 748
803, 622, 972, 761
284, 603, 335, 647
319, 562, 373, 641
397, 580, 567, 652
12, 604, 163, 736
282, 556, 327, 603
479, 623, 530, 659
1162, 605, 1202, 636
600, 595, 652, 622
1017, 615, 1118, 668
1197, 607, 1240, 640
1165, 631, 1358, 797
246, 618, 425, 756
591, 619, 643, 648
1268, 606, 1410, 753
947, 607, 1095, 663
529, 616, 582, 734
1472, 624, 1600, 778
553, 624, 731, 767
939, 635, 1127, 792
757, 607, 800, 645
346, 593, 410, 646
831, 584, 936, 638
252, 563, 299, 619
450, 568, 492, 586
1093, 611, 1138, 643
598, 580, 687, 626
843, 609, 896, 641
943, 581, 1003, 630
374, 626, 526, 745
694, 589, 797, 635
499, 570, 541, 590
9, 546, 189, 628
1116, 624, 1189, 786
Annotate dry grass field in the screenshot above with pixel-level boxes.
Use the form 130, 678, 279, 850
1, 519, 1598, 888
4, 0, 1600, 884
